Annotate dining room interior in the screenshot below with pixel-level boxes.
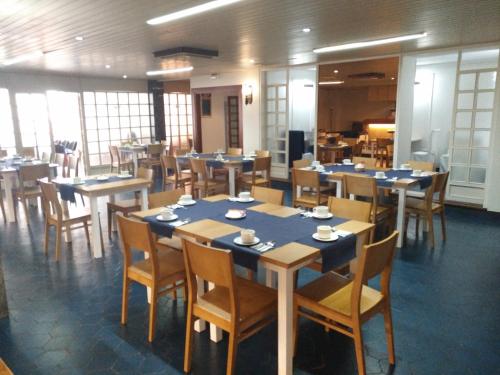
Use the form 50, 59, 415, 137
0, 1, 499, 375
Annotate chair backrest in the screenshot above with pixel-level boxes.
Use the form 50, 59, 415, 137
136, 167, 154, 191
351, 231, 398, 317
66, 155, 80, 177
39, 180, 62, 220
251, 157, 271, 181
292, 168, 320, 190
19, 164, 50, 186
117, 215, 159, 278
327, 197, 372, 223
54, 153, 65, 166
351, 143, 363, 157
174, 148, 191, 156
41, 152, 52, 163
251, 186, 284, 205
352, 157, 377, 168
0, 150, 7, 157
293, 159, 311, 169
227, 147, 242, 156
109, 145, 120, 164
343, 174, 378, 222
255, 150, 270, 157
342, 137, 358, 146
190, 158, 208, 178
406, 160, 434, 172
160, 155, 179, 181
434, 171, 449, 204
21, 147, 35, 158
149, 188, 184, 208
376, 138, 393, 148
182, 239, 237, 317
147, 144, 166, 158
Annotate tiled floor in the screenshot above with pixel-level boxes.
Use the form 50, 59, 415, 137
1, 182, 499, 374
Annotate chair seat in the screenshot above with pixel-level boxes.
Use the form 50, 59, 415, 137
240, 175, 270, 186
17, 186, 42, 197
405, 197, 441, 212
156, 235, 182, 251
295, 192, 328, 206
49, 207, 91, 224
295, 272, 383, 318
166, 173, 191, 184
193, 179, 226, 189
196, 276, 276, 331
108, 198, 141, 211
141, 158, 161, 167
128, 248, 185, 283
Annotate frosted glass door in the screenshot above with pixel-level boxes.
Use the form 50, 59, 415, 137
266, 82, 288, 178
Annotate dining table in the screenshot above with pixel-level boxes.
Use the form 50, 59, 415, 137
131, 194, 374, 375
175, 153, 255, 196
314, 163, 434, 248
53, 174, 150, 258
118, 144, 147, 176
0, 157, 58, 223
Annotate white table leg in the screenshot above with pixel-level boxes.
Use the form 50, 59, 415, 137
228, 166, 236, 197
276, 268, 294, 375
109, 194, 117, 233
133, 153, 139, 177
208, 281, 223, 343
265, 269, 276, 288
396, 188, 406, 248
140, 187, 148, 210
3, 173, 16, 223
61, 200, 72, 243
89, 196, 103, 258
194, 276, 207, 333
335, 180, 342, 198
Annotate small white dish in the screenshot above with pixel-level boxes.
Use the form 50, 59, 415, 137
243, 157, 254, 161
342, 162, 354, 166
375, 175, 388, 180
312, 232, 339, 242
97, 176, 109, 181
237, 197, 255, 203
178, 199, 196, 206
118, 174, 132, 178
225, 210, 247, 220
399, 168, 412, 171
312, 212, 333, 220
156, 214, 178, 222
234, 236, 260, 246
410, 174, 423, 178
71, 181, 85, 185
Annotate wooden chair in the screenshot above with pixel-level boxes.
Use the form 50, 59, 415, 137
140, 143, 166, 171
54, 153, 67, 177
160, 155, 190, 191
190, 158, 228, 198
404, 172, 448, 249
117, 215, 186, 342
174, 148, 191, 156
406, 160, 434, 172
292, 168, 328, 208
344, 174, 394, 236
352, 157, 377, 169
15, 164, 51, 224
351, 143, 363, 158
182, 239, 277, 375
109, 145, 133, 174
294, 231, 399, 375
65, 154, 80, 177
292, 159, 311, 169
39, 180, 91, 261
251, 186, 284, 205
106, 167, 153, 239
41, 151, 52, 163
227, 147, 243, 156
0, 150, 7, 157
21, 147, 35, 158
255, 150, 270, 157
374, 139, 393, 167
238, 156, 271, 191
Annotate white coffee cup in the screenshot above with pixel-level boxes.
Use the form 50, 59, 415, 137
343, 158, 352, 164
241, 229, 255, 244
317, 225, 332, 239
239, 192, 251, 201
73, 177, 81, 184
375, 171, 386, 179
161, 208, 175, 220
313, 206, 329, 218
401, 163, 411, 170
180, 194, 192, 203
413, 169, 422, 176
354, 163, 365, 171
120, 170, 129, 176
311, 160, 320, 167
316, 165, 325, 172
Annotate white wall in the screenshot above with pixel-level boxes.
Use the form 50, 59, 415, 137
190, 69, 261, 153
200, 90, 227, 152
289, 69, 316, 149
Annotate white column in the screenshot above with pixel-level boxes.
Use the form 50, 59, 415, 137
228, 166, 236, 196
2, 173, 16, 223
396, 188, 407, 248
89, 196, 103, 258
276, 268, 294, 375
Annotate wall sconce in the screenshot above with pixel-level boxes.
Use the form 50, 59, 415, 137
243, 84, 253, 105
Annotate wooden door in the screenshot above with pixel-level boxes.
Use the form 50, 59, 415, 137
227, 96, 241, 148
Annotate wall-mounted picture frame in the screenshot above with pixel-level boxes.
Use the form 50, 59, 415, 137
201, 93, 211, 117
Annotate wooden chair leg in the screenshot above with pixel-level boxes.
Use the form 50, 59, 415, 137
246, 269, 254, 281
148, 287, 158, 342
107, 206, 113, 239
353, 324, 366, 375
403, 215, 409, 246
183, 303, 194, 373
55, 224, 62, 261
440, 210, 446, 241
226, 331, 238, 375
121, 275, 130, 325
293, 300, 299, 357
83, 221, 90, 243
21, 198, 29, 224
383, 303, 396, 365
427, 212, 435, 249
44, 221, 50, 254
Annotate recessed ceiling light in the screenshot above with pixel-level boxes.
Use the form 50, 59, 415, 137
333, 69, 339, 74
122, 75, 128, 79
2, 50, 44, 66
105, 64, 111, 69
75, 36, 84, 41
391, 77, 395, 80
146, 66, 194, 76
302, 28, 311, 33
249, 59, 255, 63
147, 0, 243, 25
318, 81, 344, 85
313, 32, 427, 54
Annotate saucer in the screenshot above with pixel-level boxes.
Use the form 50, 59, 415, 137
156, 214, 178, 222
178, 199, 196, 206
312, 212, 333, 220
71, 181, 85, 185
234, 236, 260, 246
374, 175, 388, 180
342, 162, 354, 166
312, 232, 339, 242
237, 197, 255, 203
225, 210, 247, 220
243, 157, 254, 161
97, 176, 109, 181
118, 174, 132, 178
398, 168, 412, 171
410, 174, 423, 178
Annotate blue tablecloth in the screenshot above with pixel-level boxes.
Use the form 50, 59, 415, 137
144, 198, 357, 273
176, 153, 254, 172
59, 176, 133, 203
0, 158, 52, 172
319, 164, 433, 189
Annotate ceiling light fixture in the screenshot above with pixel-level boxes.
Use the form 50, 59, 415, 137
122, 75, 128, 79
249, 59, 255, 63
2, 50, 44, 66
75, 36, 84, 41
333, 69, 339, 74
391, 77, 395, 80
318, 81, 344, 85
147, 0, 243, 25
105, 64, 111, 69
146, 66, 194, 76
313, 32, 427, 54
302, 28, 311, 33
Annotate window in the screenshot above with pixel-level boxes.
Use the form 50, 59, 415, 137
83, 91, 155, 166
0, 89, 16, 155
164, 93, 193, 148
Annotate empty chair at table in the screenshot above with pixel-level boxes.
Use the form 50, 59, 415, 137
227, 147, 242, 156
374, 138, 393, 167
352, 157, 377, 169
292, 159, 311, 169
182, 238, 277, 375
65, 154, 80, 177
117, 215, 186, 342
109, 145, 133, 174
15, 164, 51, 224
41, 152, 52, 163
160, 155, 191, 191
291, 168, 328, 208
251, 186, 284, 205
406, 160, 434, 172
238, 156, 271, 192
255, 150, 270, 157
294, 231, 399, 375
21, 147, 36, 158
140, 143, 166, 177
54, 153, 66, 177
190, 158, 228, 198
213, 147, 243, 181
39, 180, 92, 261
106, 167, 153, 239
